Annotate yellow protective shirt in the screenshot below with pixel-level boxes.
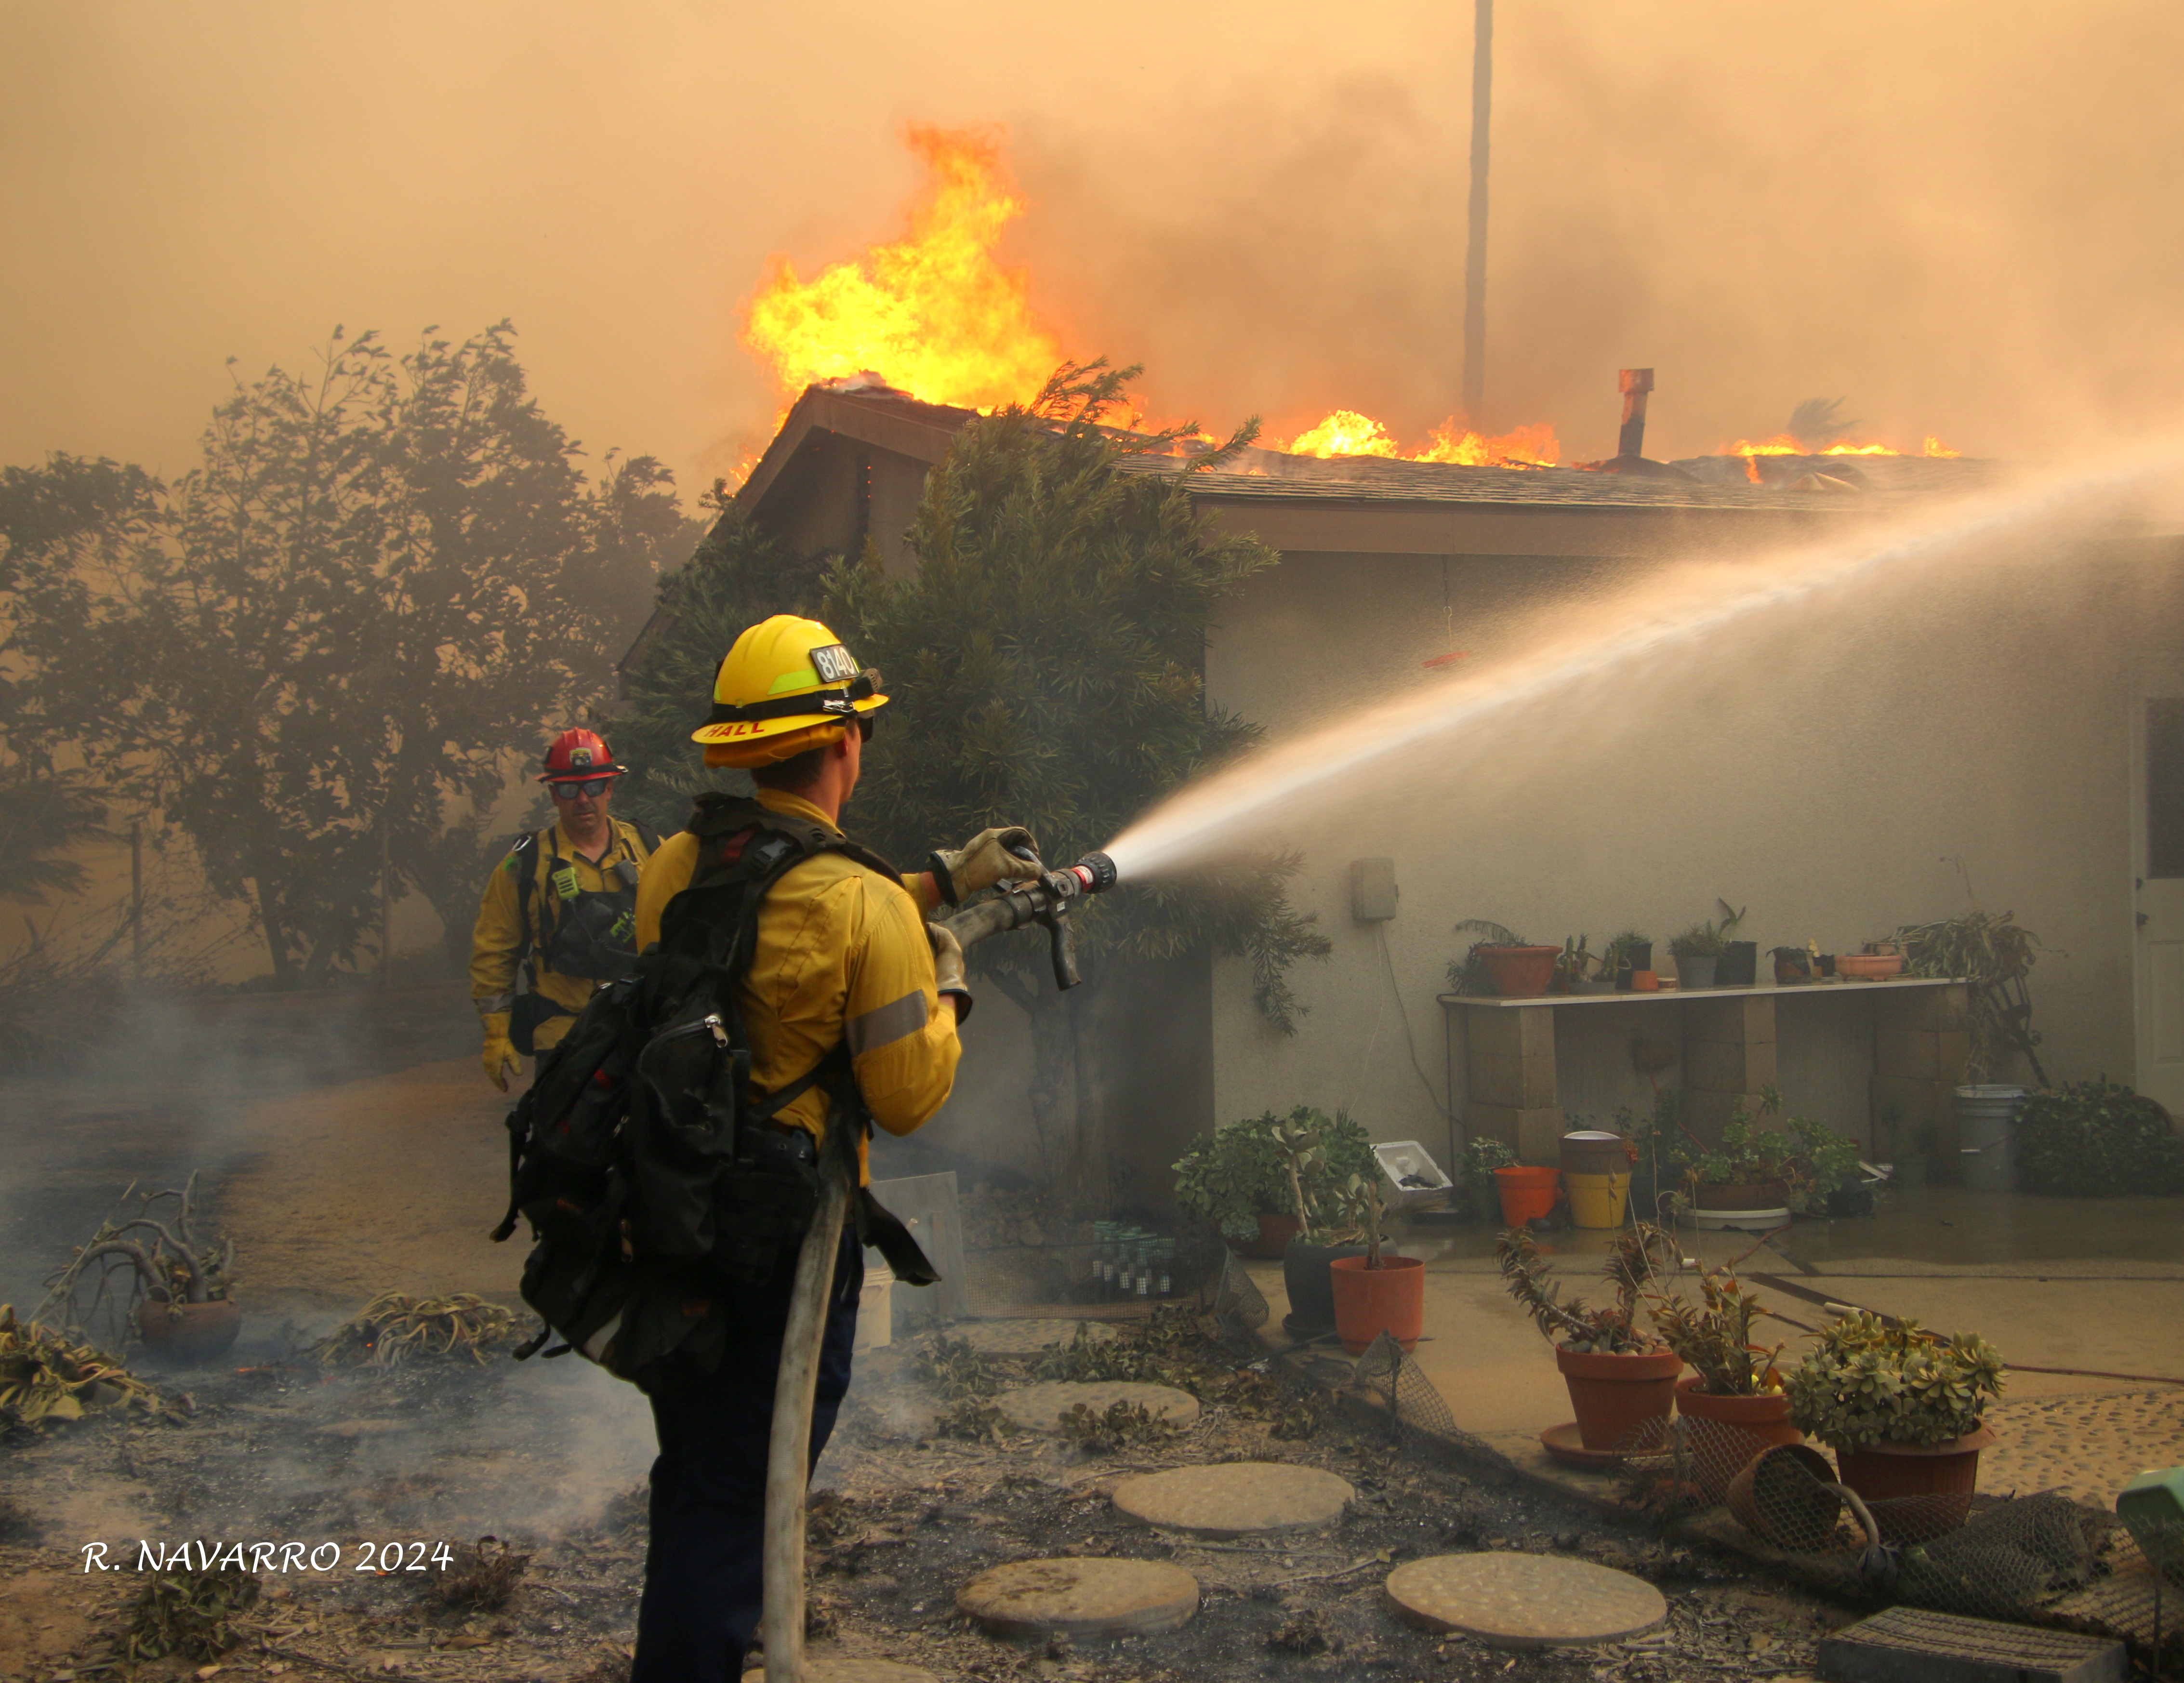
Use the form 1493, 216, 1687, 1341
471, 817, 653, 1053
633, 790, 956, 1173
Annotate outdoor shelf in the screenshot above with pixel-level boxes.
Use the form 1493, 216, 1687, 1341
1435, 976, 1964, 1008
1438, 977, 1973, 1164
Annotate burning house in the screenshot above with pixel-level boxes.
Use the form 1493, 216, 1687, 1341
635, 372, 2184, 1189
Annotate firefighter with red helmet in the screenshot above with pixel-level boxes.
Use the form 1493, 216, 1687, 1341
470, 728, 655, 1089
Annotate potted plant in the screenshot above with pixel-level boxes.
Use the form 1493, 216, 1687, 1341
1678, 1098, 1793, 1219
1498, 1224, 1683, 1453
1606, 931, 1653, 991
1647, 1268, 1797, 1498
1268, 1110, 1377, 1332
1784, 1311, 2004, 1539
1464, 1136, 1517, 1222
1893, 907, 2046, 1084
1326, 1173, 1425, 1354
1770, 945, 1815, 985
1553, 935, 1613, 994
42, 1174, 239, 1364
1713, 902, 1756, 987
1669, 920, 1726, 990
1449, 919, 1560, 999
1674, 1092, 1864, 1223
1172, 1112, 1303, 1258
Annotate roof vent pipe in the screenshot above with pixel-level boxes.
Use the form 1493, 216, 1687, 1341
1617, 368, 1654, 460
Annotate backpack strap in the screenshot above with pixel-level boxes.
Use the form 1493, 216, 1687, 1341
509, 831, 543, 959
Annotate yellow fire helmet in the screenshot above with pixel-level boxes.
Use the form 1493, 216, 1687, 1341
690, 614, 889, 768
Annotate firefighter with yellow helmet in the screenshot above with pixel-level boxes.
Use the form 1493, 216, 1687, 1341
471, 728, 655, 1089
626, 614, 1033, 1682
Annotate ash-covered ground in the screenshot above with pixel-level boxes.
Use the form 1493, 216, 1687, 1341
0, 1306, 1853, 1683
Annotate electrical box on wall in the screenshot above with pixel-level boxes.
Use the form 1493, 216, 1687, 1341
1350, 857, 1398, 922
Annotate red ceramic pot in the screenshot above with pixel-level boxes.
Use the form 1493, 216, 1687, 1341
1478, 946, 1560, 998
1329, 1254, 1425, 1355
1556, 1346, 1682, 1453
1834, 1425, 1995, 1541
1233, 1212, 1301, 1260
1673, 1376, 1802, 1499
1694, 1181, 1789, 1211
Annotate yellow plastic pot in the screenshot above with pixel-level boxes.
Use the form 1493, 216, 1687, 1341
1565, 1170, 1631, 1230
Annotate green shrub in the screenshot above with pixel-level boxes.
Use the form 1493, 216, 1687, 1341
2013, 1077, 2184, 1196
1785, 1312, 2003, 1451
1173, 1106, 1374, 1236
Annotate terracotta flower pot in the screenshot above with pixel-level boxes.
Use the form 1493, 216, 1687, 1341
1329, 1254, 1425, 1355
136, 1297, 242, 1364
1694, 1181, 1789, 1211
1833, 1426, 1994, 1542
1477, 945, 1560, 998
1556, 1346, 1683, 1453
1493, 1165, 1562, 1225
1673, 1377, 1802, 1499
1232, 1212, 1301, 1260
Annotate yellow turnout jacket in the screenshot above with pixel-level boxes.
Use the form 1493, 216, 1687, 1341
634, 789, 955, 1176
471, 817, 653, 1053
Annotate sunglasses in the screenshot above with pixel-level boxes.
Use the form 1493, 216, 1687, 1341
549, 777, 616, 799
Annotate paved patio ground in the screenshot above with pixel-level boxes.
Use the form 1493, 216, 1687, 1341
1242, 1187, 2184, 1517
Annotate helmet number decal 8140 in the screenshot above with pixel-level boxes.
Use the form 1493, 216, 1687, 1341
809, 644, 858, 684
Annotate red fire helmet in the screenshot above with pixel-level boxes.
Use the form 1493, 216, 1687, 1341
538, 728, 625, 783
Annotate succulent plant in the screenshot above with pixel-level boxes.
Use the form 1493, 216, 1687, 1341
1784, 1311, 2003, 1451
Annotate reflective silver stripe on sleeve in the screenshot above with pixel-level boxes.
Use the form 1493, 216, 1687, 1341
845, 990, 929, 1056
475, 993, 516, 1016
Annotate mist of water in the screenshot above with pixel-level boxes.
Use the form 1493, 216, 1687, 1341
1101, 455, 2176, 881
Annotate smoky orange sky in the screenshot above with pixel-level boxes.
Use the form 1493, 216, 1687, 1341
5, 0, 2183, 491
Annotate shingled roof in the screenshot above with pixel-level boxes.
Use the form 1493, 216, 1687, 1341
738, 381, 1994, 522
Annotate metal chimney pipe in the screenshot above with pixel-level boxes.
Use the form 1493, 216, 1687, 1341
1617, 369, 1654, 460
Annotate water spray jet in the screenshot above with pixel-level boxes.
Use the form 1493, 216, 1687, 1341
1099, 457, 2171, 886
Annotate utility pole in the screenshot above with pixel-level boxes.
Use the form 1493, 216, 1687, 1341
1460, 0, 1494, 424
378, 814, 393, 988
129, 819, 145, 983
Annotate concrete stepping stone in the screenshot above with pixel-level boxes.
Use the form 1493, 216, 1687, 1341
1111, 1461, 1352, 1537
997, 1381, 1201, 1434
1385, 1554, 1667, 1648
744, 1661, 938, 1683
953, 1319, 1118, 1357
956, 1557, 1199, 1637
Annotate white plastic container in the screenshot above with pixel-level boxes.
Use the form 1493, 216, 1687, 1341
854, 1263, 895, 1351
1373, 1140, 1453, 1209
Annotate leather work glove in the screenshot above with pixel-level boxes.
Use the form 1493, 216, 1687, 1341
927, 922, 973, 1022
926, 825, 1038, 905
480, 1012, 521, 1092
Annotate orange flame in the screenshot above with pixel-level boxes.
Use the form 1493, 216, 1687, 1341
1280, 411, 1559, 467
741, 126, 1064, 412
1721, 432, 1960, 460
733, 127, 1571, 477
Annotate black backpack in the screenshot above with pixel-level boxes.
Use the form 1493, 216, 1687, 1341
492, 793, 936, 1381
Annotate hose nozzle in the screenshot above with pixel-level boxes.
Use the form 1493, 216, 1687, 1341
1066, 851, 1119, 895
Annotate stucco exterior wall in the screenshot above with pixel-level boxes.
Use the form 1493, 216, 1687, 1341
1201, 537, 2182, 1167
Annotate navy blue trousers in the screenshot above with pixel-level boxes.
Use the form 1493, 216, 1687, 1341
631, 1233, 862, 1683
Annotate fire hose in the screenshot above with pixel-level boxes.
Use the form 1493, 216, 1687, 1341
761, 846, 1118, 1683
